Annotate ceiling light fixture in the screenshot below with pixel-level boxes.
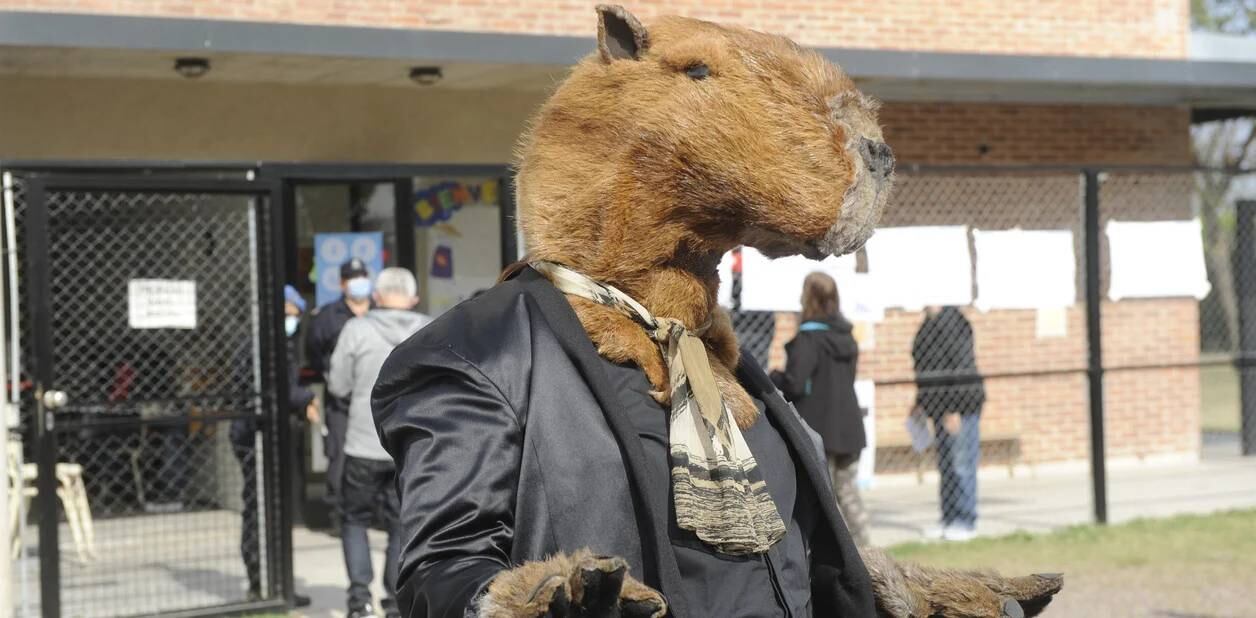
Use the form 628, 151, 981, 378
174, 57, 211, 79
409, 66, 443, 86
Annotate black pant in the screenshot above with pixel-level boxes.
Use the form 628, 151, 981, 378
341, 455, 401, 611
324, 406, 349, 515
231, 441, 262, 596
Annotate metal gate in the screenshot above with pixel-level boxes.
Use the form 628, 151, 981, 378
14, 174, 292, 617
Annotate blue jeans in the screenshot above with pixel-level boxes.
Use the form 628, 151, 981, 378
341, 456, 401, 612
935, 414, 980, 528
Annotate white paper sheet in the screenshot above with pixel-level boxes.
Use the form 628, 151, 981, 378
906, 413, 933, 454
1106, 219, 1211, 301
128, 279, 197, 329
717, 251, 735, 308
864, 226, 973, 310
854, 379, 877, 488
1035, 306, 1068, 338
738, 247, 857, 312
973, 229, 1076, 311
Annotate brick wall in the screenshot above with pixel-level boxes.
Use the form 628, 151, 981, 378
0, 0, 1190, 59
763, 102, 1199, 466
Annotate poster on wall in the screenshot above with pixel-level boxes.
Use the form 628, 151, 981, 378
738, 247, 858, 313
314, 232, 384, 308
864, 225, 972, 311
1106, 219, 1211, 301
973, 228, 1076, 311
422, 205, 503, 316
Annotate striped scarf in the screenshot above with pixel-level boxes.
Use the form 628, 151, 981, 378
533, 261, 785, 555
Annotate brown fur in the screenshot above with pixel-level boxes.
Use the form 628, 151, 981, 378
479, 548, 666, 618
486, 6, 1059, 617
860, 546, 1063, 617
517, 7, 890, 428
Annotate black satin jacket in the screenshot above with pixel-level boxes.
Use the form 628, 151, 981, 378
371, 267, 875, 618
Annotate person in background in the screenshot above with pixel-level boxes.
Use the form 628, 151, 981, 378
327, 268, 431, 618
770, 272, 870, 546
230, 284, 317, 605
910, 305, 986, 542
306, 257, 373, 532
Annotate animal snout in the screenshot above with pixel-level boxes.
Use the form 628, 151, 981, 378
858, 137, 895, 180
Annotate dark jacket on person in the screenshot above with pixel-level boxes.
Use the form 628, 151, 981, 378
911, 306, 985, 419
230, 337, 314, 446
771, 316, 867, 458
306, 297, 369, 417
371, 267, 875, 618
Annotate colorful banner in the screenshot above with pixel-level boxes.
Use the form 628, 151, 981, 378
414, 180, 500, 227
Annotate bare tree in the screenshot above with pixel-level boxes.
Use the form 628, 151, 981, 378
1192, 0, 1256, 350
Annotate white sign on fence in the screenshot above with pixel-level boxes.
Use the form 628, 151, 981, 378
128, 279, 197, 329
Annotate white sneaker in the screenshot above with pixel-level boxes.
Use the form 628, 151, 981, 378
943, 525, 977, 542
921, 525, 947, 541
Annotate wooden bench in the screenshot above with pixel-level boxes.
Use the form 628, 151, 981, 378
874, 433, 1022, 482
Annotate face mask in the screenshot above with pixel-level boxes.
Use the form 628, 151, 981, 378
346, 277, 372, 300
284, 315, 300, 337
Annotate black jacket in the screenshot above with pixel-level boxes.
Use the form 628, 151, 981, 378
771, 317, 867, 457
911, 306, 986, 419
230, 337, 314, 445
372, 267, 875, 618
308, 298, 366, 416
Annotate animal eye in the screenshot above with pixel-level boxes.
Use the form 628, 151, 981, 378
684, 63, 710, 80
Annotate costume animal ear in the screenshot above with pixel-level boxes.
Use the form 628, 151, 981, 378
596, 5, 649, 62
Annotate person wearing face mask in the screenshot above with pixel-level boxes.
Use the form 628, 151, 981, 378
306, 258, 374, 533
230, 284, 316, 605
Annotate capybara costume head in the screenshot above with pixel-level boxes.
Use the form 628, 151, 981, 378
383, 6, 1062, 618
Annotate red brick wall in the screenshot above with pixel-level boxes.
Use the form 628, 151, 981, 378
764, 102, 1199, 466
0, 0, 1190, 59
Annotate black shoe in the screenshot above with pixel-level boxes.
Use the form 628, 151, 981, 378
347, 606, 378, 618
293, 593, 312, 608
382, 598, 401, 618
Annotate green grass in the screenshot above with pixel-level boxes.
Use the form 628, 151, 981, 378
1200, 364, 1241, 433
889, 509, 1256, 575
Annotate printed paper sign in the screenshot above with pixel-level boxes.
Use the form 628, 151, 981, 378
864, 226, 973, 310
973, 229, 1076, 311
739, 247, 857, 312
1107, 219, 1211, 301
128, 279, 197, 329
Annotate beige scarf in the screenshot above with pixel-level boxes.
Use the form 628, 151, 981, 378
533, 261, 785, 555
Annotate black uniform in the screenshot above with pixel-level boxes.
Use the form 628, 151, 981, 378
306, 298, 362, 515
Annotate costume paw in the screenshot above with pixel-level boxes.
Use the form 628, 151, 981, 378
860, 546, 1063, 618
477, 549, 667, 617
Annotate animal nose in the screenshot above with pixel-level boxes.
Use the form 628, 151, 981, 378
859, 137, 895, 179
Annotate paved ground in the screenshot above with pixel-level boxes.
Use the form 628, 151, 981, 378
9, 436, 1255, 617
866, 433, 1256, 547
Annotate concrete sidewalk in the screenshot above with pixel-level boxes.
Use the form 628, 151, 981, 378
10, 441, 1252, 618
290, 439, 1256, 618
865, 437, 1256, 547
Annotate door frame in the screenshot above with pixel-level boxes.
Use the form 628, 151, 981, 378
260, 163, 518, 277
23, 173, 291, 618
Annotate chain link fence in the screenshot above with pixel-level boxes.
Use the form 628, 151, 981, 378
730, 166, 1256, 546
3, 170, 288, 617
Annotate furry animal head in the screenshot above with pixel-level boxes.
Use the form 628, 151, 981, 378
516, 5, 894, 285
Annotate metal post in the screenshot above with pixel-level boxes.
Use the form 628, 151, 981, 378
268, 183, 296, 605
1083, 170, 1108, 524
25, 181, 61, 617
1233, 199, 1256, 456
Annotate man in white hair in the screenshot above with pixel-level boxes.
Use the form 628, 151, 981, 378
328, 267, 431, 618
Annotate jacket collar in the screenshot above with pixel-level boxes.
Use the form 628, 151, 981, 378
512, 266, 858, 606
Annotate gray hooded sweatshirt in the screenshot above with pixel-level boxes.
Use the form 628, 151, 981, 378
328, 308, 432, 461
